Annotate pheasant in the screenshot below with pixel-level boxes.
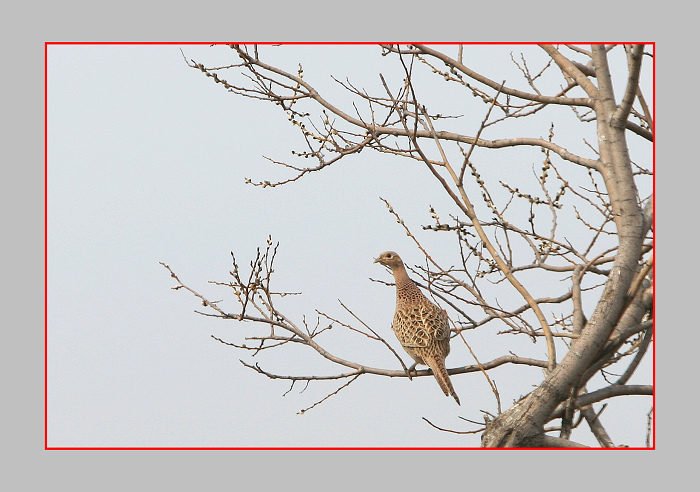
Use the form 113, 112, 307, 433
374, 251, 460, 405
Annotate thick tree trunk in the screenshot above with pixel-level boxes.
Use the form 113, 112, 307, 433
481, 45, 646, 447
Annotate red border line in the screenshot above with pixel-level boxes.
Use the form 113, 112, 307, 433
45, 42, 655, 451
44, 41, 49, 451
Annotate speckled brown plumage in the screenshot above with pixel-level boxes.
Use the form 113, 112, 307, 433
374, 251, 460, 405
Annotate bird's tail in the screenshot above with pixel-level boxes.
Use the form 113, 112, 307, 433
426, 356, 460, 405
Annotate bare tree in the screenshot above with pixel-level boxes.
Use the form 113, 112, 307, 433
163, 44, 653, 447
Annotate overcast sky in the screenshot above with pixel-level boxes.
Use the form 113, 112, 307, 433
46, 43, 653, 448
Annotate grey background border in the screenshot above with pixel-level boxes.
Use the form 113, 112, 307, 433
7, 0, 682, 489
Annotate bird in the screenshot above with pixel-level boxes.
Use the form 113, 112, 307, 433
374, 251, 460, 405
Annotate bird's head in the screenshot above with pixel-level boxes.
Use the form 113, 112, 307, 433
374, 251, 404, 270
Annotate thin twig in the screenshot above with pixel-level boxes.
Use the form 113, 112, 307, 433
297, 375, 361, 414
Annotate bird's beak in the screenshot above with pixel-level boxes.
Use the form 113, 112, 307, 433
373, 258, 381, 264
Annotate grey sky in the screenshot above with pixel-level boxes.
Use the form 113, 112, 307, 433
46, 44, 653, 448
